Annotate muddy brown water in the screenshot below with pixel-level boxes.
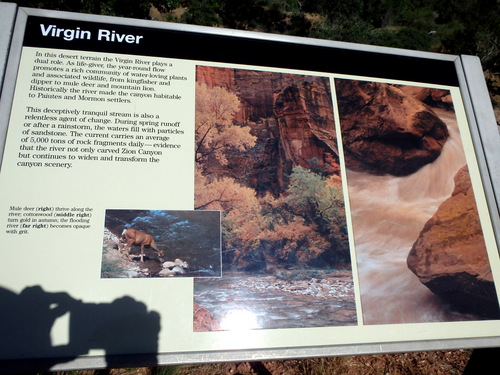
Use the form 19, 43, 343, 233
348, 108, 476, 324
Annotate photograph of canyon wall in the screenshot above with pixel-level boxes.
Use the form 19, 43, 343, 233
335, 79, 500, 325
192, 66, 356, 331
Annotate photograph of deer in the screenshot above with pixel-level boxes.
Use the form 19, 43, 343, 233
101, 209, 221, 279
120, 228, 164, 263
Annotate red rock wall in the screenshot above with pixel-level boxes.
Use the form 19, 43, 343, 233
196, 66, 340, 195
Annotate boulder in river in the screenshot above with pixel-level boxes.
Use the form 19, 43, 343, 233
407, 166, 500, 319
336, 80, 449, 176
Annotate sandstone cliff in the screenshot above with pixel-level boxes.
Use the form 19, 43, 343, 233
196, 66, 340, 195
407, 166, 500, 318
335, 80, 450, 176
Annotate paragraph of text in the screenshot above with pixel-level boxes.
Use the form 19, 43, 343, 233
6, 205, 93, 235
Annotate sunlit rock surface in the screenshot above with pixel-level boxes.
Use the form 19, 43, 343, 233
407, 166, 500, 318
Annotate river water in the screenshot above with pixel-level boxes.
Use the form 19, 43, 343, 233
194, 271, 357, 330
347, 108, 472, 324
193, 109, 474, 329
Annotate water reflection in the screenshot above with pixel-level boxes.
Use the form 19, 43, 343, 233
220, 309, 260, 330
194, 271, 357, 330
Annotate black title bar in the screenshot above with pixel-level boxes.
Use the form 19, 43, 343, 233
23, 16, 459, 86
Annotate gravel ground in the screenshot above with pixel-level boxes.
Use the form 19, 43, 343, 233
98, 349, 473, 375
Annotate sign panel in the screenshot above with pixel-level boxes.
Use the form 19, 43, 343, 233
1, 5, 500, 371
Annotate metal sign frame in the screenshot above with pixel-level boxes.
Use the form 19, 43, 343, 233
1, 4, 500, 371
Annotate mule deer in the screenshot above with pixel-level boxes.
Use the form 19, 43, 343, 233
120, 228, 164, 263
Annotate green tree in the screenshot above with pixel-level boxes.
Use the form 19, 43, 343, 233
219, 0, 309, 35
15, 0, 179, 18
285, 166, 349, 263
182, 0, 222, 26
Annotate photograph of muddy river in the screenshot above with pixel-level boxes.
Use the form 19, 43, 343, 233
348, 108, 478, 325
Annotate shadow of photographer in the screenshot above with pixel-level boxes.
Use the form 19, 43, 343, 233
0, 285, 160, 371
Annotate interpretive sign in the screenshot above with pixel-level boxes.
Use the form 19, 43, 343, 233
1, 4, 500, 371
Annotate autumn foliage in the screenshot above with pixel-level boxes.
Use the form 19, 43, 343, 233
194, 83, 349, 271
195, 82, 256, 166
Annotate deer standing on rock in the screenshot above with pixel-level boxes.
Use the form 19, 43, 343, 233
120, 228, 164, 263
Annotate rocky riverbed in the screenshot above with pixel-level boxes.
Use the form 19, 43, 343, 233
194, 270, 357, 331
226, 271, 354, 301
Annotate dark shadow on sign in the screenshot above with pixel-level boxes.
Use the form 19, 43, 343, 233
462, 347, 500, 375
0, 285, 160, 371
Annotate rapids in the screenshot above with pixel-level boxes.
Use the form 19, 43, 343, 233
347, 108, 473, 324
